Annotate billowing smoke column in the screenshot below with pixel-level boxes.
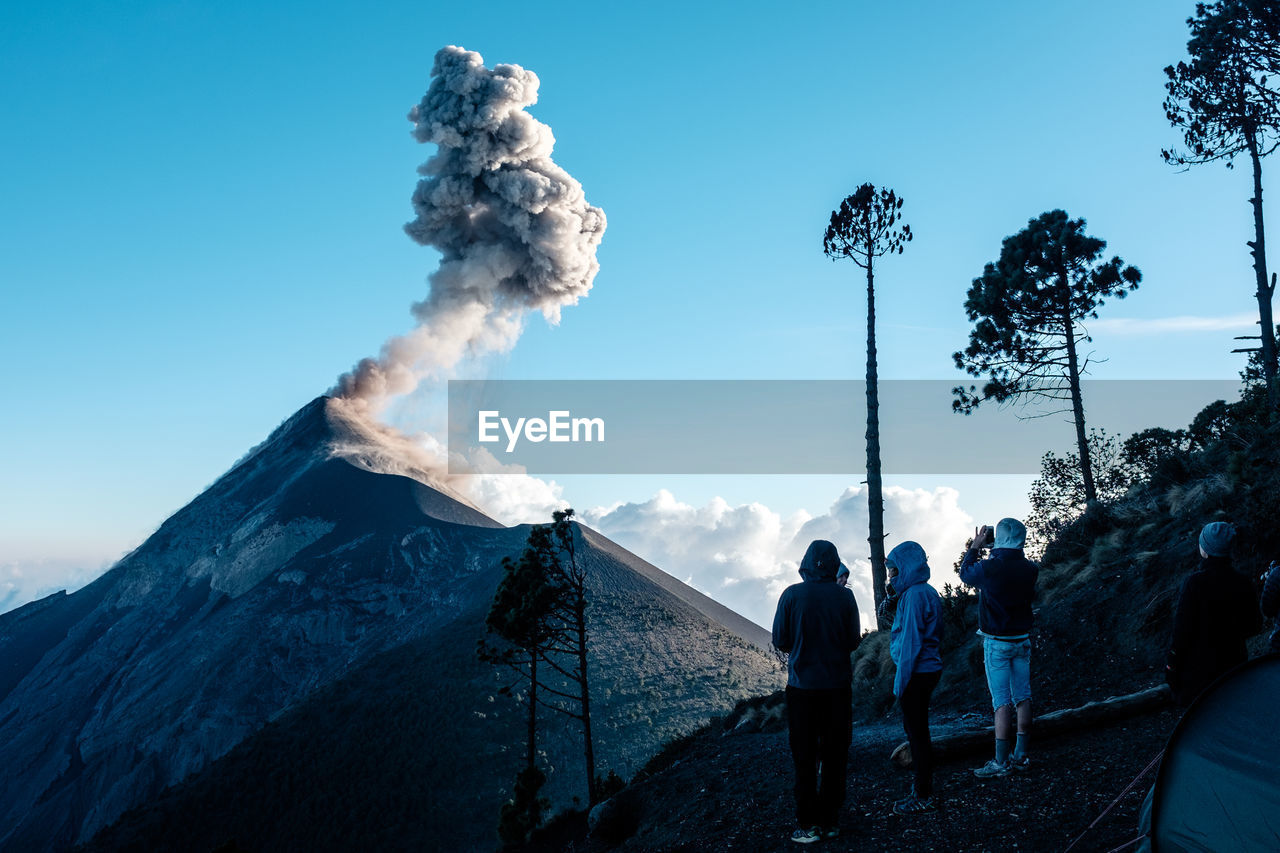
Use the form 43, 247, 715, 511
335, 45, 606, 405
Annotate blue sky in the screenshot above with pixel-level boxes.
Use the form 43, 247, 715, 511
0, 0, 1267, 615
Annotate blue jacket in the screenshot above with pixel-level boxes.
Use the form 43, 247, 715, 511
772, 540, 862, 689
888, 542, 943, 698
959, 547, 1038, 638
1262, 562, 1280, 652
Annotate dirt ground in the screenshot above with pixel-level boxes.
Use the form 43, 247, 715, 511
533, 700, 1178, 853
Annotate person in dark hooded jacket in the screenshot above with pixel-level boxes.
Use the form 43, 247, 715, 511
886, 541, 943, 815
877, 570, 900, 629
1167, 521, 1262, 705
772, 540, 861, 844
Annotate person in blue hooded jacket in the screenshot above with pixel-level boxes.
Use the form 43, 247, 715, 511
772, 540, 861, 844
886, 541, 944, 815
1263, 559, 1280, 653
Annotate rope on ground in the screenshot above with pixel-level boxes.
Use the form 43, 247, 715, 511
1104, 834, 1148, 853
1062, 748, 1164, 853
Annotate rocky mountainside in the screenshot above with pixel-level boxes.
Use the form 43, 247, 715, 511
0, 397, 781, 853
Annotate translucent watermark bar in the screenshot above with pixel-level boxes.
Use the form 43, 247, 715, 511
447, 380, 1240, 475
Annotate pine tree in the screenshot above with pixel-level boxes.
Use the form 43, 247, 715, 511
480, 544, 561, 840
1163, 0, 1280, 411
823, 184, 912, 625
541, 509, 599, 806
953, 210, 1141, 503
479, 507, 601, 829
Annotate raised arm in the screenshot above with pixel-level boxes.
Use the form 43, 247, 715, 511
958, 525, 992, 587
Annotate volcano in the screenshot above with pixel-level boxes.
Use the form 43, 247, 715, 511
0, 397, 780, 852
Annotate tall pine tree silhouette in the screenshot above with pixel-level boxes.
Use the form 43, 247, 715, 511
1164, 0, 1280, 411
824, 184, 911, 624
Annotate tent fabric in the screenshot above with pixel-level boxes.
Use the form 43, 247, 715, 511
1150, 653, 1280, 852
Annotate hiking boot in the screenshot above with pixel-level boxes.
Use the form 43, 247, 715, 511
1008, 754, 1031, 772
893, 794, 937, 815
973, 759, 1010, 778
790, 827, 821, 844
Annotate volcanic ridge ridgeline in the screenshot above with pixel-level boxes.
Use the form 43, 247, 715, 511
0, 396, 781, 853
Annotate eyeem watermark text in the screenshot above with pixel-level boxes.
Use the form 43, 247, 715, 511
449, 379, 1239, 474
478, 410, 605, 452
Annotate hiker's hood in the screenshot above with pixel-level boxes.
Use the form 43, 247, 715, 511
888, 541, 930, 592
994, 518, 1027, 550
799, 540, 841, 582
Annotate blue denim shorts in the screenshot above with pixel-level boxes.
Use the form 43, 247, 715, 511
983, 636, 1032, 710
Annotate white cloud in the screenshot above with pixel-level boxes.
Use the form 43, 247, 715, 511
2, 467, 978, 640
450, 445, 571, 526
0, 558, 103, 615
582, 485, 975, 631
1088, 313, 1258, 336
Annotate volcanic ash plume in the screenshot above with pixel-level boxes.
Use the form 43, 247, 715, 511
335, 45, 607, 405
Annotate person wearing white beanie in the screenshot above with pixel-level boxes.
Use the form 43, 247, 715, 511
959, 518, 1039, 777
1166, 521, 1262, 705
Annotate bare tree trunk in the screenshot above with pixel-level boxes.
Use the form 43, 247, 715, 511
865, 255, 888, 625
575, 596, 596, 805
526, 653, 539, 827
562, 528, 597, 806
528, 655, 538, 771
1247, 135, 1278, 414
1061, 279, 1096, 504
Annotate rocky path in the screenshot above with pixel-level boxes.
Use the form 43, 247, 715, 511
535, 703, 1177, 852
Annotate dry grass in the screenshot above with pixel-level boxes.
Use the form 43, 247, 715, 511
1165, 472, 1234, 517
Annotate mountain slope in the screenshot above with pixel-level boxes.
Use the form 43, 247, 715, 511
84, 540, 779, 853
0, 397, 781, 852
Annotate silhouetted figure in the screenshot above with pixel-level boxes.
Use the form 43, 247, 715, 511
959, 518, 1038, 777
1263, 561, 1280, 653
1167, 522, 1263, 705
877, 563, 900, 627
772, 540, 862, 844
886, 541, 943, 815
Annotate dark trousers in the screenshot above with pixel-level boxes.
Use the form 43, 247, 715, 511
785, 685, 852, 827
900, 670, 941, 797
